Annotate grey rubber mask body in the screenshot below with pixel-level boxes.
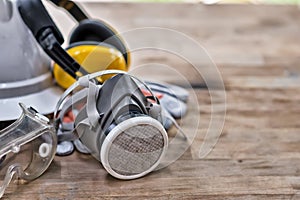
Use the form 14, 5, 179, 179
54, 71, 168, 179
75, 74, 155, 160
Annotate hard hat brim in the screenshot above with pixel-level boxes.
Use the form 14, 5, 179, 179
0, 86, 63, 121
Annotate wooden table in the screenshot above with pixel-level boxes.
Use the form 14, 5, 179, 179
4, 3, 300, 199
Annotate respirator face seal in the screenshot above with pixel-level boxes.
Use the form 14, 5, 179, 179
56, 70, 168, 180
0, 103, 56, 198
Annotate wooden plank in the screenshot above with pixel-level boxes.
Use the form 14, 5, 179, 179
2, 170, 296, 199
226, 77, 300, 89
2, 87, 300, 199
4, 3, 300, 199
185, 88, 300, 160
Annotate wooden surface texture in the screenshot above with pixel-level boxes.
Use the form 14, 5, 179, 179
3, 2, 300, 199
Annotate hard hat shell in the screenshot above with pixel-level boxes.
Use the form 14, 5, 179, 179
0, 0, 63, 121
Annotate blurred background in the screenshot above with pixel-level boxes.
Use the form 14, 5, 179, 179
84, 0, 300, 4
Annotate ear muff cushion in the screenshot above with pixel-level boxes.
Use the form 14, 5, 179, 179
53, 43, 127, 89
69, 19, 129, 65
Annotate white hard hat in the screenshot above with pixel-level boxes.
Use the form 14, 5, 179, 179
0, 0, 63, 121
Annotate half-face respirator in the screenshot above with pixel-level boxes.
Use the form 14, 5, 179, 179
54, 70, 168, 179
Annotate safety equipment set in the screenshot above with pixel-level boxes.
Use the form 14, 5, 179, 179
0, 0, 189, 198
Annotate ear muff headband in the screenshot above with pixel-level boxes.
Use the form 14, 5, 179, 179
69, 19, 130, 66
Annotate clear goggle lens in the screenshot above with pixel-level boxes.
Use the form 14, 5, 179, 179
0, 103, 56, 198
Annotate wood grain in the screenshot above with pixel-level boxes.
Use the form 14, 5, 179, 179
4, 2, 300, 199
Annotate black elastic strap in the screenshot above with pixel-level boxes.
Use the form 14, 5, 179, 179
48, 0, 88, 22
18, 0, 89, 79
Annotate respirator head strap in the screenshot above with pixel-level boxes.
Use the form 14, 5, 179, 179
54, 70, 128, 124
86, 81, 101, 131
54, 71, 129, 136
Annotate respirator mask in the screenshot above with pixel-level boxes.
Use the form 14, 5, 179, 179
0, 103, 56, 198
55, 70, 168, 179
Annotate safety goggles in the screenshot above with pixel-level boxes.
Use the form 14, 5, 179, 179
0, 103, 56, 198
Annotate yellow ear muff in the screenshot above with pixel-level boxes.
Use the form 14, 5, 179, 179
53, 45, 128, 89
